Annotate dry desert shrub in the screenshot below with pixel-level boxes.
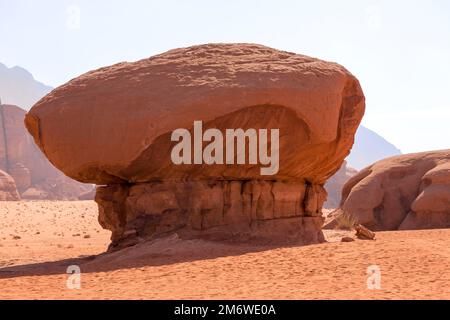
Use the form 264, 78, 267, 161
335, 211, 359, 230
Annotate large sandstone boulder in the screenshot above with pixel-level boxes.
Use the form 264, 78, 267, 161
25, 43, 365, 249
332, 150, 450, 230
0, 103, 92, 200
0, 169, 20, 200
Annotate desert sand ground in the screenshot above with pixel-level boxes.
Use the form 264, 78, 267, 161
1, 201, 450, 300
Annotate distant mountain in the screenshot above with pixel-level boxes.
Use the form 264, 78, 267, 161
324, 161, 357, 209
325, 126, 402, 208
0, 62, 52, 110
346, 126, 402, 170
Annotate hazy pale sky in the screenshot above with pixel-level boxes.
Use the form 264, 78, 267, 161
1, 0, 449, 154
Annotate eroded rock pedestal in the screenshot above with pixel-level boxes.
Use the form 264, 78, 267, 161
25, 43, 365, 250
96, 180, 326, 249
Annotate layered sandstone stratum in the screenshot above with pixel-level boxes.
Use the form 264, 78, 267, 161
25, 44, 365, 249
328, 150, 450, 231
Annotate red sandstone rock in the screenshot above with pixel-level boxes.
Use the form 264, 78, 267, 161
96, 180, 326, 248
0, 104, 92, 200
0, 169, 20, 200
354, 224, 376, 240
335, 150, 450, 230
26, 43, 365, 185
25, 44, 365, 248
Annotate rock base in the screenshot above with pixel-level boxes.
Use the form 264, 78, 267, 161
95, 180, 326, 250
399, 212, 450, 230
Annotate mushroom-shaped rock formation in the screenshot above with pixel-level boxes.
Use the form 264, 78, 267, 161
25, 44, 365, 249
0, 169, 20, 200
332, 150, 450, 231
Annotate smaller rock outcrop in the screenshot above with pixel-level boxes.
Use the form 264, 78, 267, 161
331, 150, 450, 231
354, 224, 376, 240
0, 169, 20, 200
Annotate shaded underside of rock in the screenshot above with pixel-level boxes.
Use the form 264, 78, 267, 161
25, 43, 365, 248
331, 149, 450, 231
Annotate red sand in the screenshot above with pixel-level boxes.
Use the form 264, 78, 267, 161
1, 201, 449, 299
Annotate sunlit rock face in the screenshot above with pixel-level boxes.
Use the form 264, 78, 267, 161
25, 44, 365, 250
335, 150, 450, 231
0, 104, 92, 200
